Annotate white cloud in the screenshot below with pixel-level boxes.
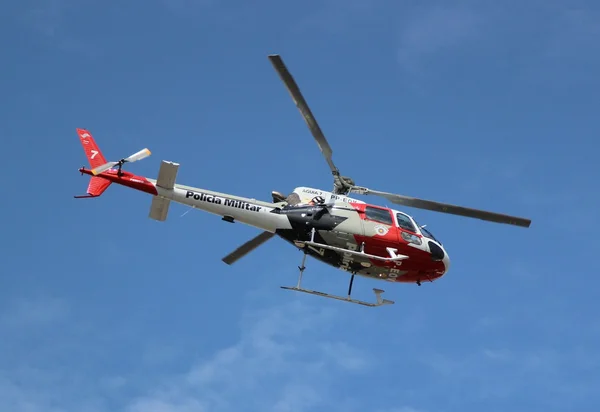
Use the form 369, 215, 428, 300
0, 365, 109, 412
271, 383, 322, 412
0, 296, 375, 412
418, 344, 600, 406
126, 299, 370, 412
482, 348, 512, 361
320, 341, 371, 371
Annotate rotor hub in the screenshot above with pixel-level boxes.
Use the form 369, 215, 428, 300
333, 175, 355, 194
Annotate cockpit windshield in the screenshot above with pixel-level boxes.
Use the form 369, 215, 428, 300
417, 223, 440, 243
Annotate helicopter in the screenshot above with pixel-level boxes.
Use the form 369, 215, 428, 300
74, 54, 531, 307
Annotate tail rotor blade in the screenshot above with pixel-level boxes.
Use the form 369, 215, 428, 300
91, 148, 151, 175
91, 161, 118, 175
124, 148, 151, 163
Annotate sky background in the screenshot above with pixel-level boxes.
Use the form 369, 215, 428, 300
1, 0, 599, 411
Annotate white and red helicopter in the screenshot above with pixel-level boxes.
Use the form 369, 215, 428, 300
74, 54, 531, 307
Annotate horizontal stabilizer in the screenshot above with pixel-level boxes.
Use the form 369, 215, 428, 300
149, 196, 171, 221
74, 176, 112, 199
148, 160, 180, 221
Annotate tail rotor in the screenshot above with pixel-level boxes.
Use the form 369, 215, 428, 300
92, 148, 151, 176
75, 128, 152, 199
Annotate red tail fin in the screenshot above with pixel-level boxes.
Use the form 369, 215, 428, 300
74, 128, 112, 198
77, 128, 108, 169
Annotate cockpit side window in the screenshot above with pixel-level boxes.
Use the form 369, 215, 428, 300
396, 213, 417, 233
365, 206, 393, 225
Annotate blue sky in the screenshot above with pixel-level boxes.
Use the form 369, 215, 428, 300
1, 0, 599, 411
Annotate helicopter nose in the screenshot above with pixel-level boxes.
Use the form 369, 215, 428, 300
428, 240, 450, 272
428, 240, 445, 261
442, 250, 450, 272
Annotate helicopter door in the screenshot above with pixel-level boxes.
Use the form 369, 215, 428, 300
360, 206, 400, 255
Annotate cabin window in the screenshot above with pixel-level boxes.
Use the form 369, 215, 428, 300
365, 206, 393, 225
396, 212, 417, 232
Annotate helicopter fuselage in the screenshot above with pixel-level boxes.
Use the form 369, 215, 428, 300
275, 187, 450, 284
79, 165, 449, 285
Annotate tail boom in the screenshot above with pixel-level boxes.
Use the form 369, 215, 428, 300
78, 169, 292, 232
74, 128, 291, 232
152, 184, 292, 232
144, 160, 291, 232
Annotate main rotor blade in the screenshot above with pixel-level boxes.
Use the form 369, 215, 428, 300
268, 54, 340, 177
222, 231, 276, 265
352, 187, 531, 228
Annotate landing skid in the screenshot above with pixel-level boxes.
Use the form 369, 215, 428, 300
281, 285, 394, 307
281, 250, 395, 307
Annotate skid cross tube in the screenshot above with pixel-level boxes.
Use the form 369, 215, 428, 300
281, 247, 395, 307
